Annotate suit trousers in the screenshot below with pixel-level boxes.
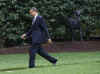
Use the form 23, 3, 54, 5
29, 43, 57, 68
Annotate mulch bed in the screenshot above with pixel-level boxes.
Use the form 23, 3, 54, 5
0, 41, 100, 54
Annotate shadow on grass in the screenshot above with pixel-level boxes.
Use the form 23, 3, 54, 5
0, 67, 28, 72
36, 62, 79, 68
0, 62, 82, 72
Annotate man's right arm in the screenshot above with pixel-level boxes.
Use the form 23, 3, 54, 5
26, 27, 32, 37
21, 27, 32, 40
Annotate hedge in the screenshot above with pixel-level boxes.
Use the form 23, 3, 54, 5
0, 0, 100, 47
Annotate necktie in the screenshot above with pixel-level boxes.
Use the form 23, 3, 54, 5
32, 16, 37, 25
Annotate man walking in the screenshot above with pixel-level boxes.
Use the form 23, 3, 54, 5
21, 7, 58, 68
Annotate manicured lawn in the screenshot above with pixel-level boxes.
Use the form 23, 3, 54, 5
0, 52, 100, 74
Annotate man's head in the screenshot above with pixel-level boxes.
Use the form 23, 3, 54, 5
29, 7, 38, 16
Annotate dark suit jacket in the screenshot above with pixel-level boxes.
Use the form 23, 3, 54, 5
68, 17, 81, 29
26, 16, 50, 44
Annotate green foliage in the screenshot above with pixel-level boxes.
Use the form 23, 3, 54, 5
0, 0, 100, 47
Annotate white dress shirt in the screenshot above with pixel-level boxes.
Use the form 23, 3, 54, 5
32, 13, 38, 25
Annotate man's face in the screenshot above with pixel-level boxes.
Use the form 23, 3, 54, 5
29, 10, 37, 16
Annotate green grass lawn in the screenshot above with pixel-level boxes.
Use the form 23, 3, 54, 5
0, 52, 100, 74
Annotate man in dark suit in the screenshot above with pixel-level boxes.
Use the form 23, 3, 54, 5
21, 7, 57, 68
67, 10, 83, 41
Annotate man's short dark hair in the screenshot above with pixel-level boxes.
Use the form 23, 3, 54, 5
31, 7, 38, 12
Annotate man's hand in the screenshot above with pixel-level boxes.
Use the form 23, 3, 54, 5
21, 34, 26, 40
48, 38, 53, 44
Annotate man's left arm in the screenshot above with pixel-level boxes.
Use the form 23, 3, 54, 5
40, 16, 52, 44
40, 17, 50, 39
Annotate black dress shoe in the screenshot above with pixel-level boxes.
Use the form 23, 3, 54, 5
53, 59, 58, 65
29, 66, 35, 68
